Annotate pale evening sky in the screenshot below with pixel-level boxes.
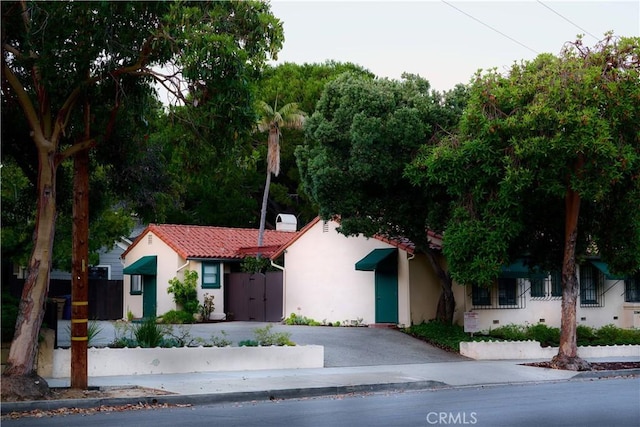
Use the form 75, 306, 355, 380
268, 0, 640, 92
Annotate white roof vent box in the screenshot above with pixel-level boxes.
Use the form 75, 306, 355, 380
276, 214, 297, 232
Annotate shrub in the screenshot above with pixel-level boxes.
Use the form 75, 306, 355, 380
160, 310, 195, 324
254, 324, 294, 346
167, 270, 199, 315
239, 339, 259, 347
526, 323, 560, 347
284, 313, 317, 326
592, 324, 640, 345
208, 331, 232, 347
576, 325, 597, 345
405, 321, 468, 352
65, 319, 104, 346
134, 317, 166, 348
199, 293, 215, 320
487, 324, 528, 341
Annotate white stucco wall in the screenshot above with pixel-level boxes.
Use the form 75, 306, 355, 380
458, 276, 638, 332
283, 220, 382, 325
122, 231, 226, 319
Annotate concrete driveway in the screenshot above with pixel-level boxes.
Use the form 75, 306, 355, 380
56, 320, 467, 367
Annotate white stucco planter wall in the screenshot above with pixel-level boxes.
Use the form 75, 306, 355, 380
44, 345, 324, 378
460, 341, 640, 360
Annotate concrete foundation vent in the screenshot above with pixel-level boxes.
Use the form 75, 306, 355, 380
276, 214, 297, 232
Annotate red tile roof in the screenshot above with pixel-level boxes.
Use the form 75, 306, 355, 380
121, 224, 298, 260
270, 216, 443, 259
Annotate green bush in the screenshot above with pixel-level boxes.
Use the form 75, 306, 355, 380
65, 319, 104, 346
254, 324, 294, 346
284, 313, 314, 325
167, 270, 199, 315
134, 317, 166, 348
159, 310, 195, 324
404, 321, 468, 352
406, 321, 640, 353
526, 323, 560, 347
592, 324, 640, 345
487, 324, 528, 341
576, 325, 597, 345
238, 339, 259, 347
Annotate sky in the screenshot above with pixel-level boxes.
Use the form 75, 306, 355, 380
268, 0, 640, 92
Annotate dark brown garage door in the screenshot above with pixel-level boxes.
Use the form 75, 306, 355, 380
225, 271, 283, 322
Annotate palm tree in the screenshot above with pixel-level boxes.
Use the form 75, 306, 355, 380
256, 100, 306, 252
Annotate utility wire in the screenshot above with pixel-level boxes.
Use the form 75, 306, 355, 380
537, 1, 599, 41
441, 0, 538, 55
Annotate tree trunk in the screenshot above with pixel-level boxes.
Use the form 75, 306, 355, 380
71, 147, 89, 389
1, 143, 56, 399
257, 169, 272, 258
551, 184, 591, 371
425, 250, 455, 324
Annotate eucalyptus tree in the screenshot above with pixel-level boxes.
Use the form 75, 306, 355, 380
297, 73, 468, 323
1, 0, 283, 397
409, 34, 640, 369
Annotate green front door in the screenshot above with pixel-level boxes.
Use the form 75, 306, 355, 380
375, 270, 398, 323
142, 276, 157, 318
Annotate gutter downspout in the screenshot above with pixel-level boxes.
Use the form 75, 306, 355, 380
271, 260, 286, 321
177, 260, 190, 272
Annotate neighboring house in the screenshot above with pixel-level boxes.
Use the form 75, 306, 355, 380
120, 218, 298, 320
271, 218, 465, 327
461, 259, 640, 331
49, 222, 146, 281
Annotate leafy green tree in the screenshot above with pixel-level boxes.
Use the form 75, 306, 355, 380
409, 34, 640, 369
1, 0, 283, 397
256, 100, 306, 250
252, 62, 376, 228
259, 61, 375, 114
297, 73, 468, 323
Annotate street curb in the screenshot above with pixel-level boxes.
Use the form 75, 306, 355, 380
572, 368, 640, 379
2, 370, 639, 415
1, 380, 447, 415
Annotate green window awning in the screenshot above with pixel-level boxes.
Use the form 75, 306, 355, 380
123, 255, 157, 275
589, 260, 626, 280
355, 248, 397, 271
500, 259, 546, 279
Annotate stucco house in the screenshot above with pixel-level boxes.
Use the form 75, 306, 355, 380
271, 217, 640, 331
271, 218, 464, 327
460, 259, 640, 331
120, 219, 298, 320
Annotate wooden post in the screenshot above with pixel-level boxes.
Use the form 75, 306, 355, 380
71, 106, 90, 389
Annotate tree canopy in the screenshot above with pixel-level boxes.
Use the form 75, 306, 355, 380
1, 0, 284, 395
410, 35, 640, 284
408, 34, 640, 368
296, 72, 468, 321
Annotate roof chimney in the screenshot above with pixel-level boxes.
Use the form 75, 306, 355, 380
275, 214, 297, 232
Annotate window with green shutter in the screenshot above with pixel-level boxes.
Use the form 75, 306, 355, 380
202, 262, 220, 289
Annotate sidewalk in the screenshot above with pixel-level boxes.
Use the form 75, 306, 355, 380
3, 358, 639, 414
